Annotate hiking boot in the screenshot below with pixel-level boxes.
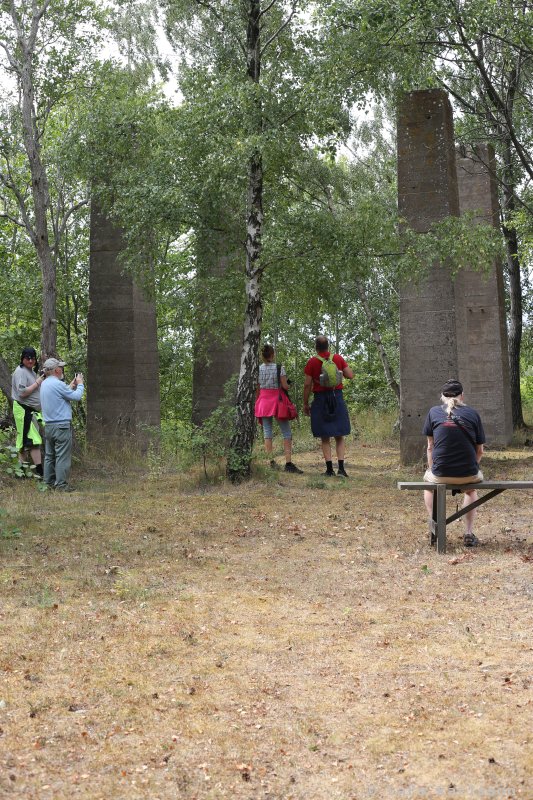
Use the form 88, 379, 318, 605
284, 462, 303, 474
324, 469, 336, 477
463, 532, 479, 547
337, 468, 349, 478
269, 459, 279, 470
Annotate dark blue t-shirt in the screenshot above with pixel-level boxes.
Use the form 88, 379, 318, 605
422, 405, 485, 477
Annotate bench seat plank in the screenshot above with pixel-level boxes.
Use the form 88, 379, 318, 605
397, 480, 533, 553
398, 481, 533, 490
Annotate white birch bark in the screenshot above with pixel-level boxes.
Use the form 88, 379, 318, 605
228, 0, 264, 480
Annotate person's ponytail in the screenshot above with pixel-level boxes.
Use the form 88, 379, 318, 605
441, 394, 465, 418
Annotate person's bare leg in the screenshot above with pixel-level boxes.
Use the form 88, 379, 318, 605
463, 489, 478, 535
283, 438, 292, 463
18, 446, 43, 477
424, 490, 434, 517
334, 436, 345, 460
321, 438, 332, 461
30, 446, 42, 467
264, 438, 273, 455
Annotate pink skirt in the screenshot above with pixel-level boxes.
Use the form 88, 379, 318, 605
254, 388, 280, 419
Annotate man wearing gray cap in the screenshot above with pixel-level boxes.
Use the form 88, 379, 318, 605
40, 358, 84, 491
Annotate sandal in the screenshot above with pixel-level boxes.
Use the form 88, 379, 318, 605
463, 532, 480, 547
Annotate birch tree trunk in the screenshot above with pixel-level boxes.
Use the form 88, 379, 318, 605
228, 0, 263, 481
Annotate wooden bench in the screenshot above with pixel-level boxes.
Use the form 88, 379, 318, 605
398, 481, 533, 553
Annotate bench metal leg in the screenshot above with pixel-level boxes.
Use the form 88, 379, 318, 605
430, 493, 437, 546
436, 484, 447, 553
428, 515, 436, 546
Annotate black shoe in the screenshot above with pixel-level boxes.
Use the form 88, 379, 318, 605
337, 468, 349, 478
324, 469, 336, 477
284, 462, 303, 474
463, 532, 479, 547
56, 485, 76, 493
269, 459, 279, 470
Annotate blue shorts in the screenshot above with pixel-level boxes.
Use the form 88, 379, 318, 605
262, 417, 292, 440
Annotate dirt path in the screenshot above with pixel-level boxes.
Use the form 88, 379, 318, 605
1, 444, 532, 799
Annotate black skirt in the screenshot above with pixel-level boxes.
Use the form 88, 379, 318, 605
310, 390, 351, 438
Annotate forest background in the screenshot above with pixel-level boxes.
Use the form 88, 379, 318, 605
0, 0, 532, 473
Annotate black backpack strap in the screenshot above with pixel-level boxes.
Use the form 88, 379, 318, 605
276, 363, 281, 388
450, 413, 477, 449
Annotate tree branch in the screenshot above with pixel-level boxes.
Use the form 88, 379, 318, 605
192, 0, 247, 56
0, 36, 21, 71
258, 0, 279, 19
260, 0, 298, 58
55, 198, 89, 249
0, 165, 35, 241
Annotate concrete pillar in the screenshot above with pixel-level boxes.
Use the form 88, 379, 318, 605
192, 224, 241, 425
397, 89, 461, 464
455, 145, 513, 445
87, 203, 160, 448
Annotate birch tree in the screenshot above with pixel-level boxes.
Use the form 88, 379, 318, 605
165, 0, 348, 479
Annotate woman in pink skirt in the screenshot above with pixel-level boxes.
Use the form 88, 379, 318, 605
254, 344, 303, 473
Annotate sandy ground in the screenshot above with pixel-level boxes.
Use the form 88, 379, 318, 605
0, 442, 532, 799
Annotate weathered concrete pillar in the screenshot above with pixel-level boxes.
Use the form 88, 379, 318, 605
455, 145, 513, 445
397, 89, 460, 464
192, 224, 241, 425
87, 203, 160, 448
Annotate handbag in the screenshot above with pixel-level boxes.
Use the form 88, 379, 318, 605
276, 365, 298, 420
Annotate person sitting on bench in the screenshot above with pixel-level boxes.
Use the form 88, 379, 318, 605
422, 379, 486, 547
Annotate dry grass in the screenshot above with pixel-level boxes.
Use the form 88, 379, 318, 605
0, 439, 532, 799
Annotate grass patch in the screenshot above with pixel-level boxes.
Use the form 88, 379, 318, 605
352, 407, 399, 445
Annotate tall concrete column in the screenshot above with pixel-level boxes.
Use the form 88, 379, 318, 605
87, 203, 160, 448
397, 90, 461, 463
455, 145, 513, 445
192, 223, 242, 425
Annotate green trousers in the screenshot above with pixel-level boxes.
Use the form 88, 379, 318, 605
44, 423, 72, 489
13, 401, 43, 451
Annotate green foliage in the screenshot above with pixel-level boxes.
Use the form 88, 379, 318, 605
0, 509, 21, 540
399, 213, 504, 282
351, 408, 399, 446
192, 376, 241, 474
157, 374, 239, 478
345, 347, 398, 412
0, 428, 36, 480
0, 0, 531, 439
